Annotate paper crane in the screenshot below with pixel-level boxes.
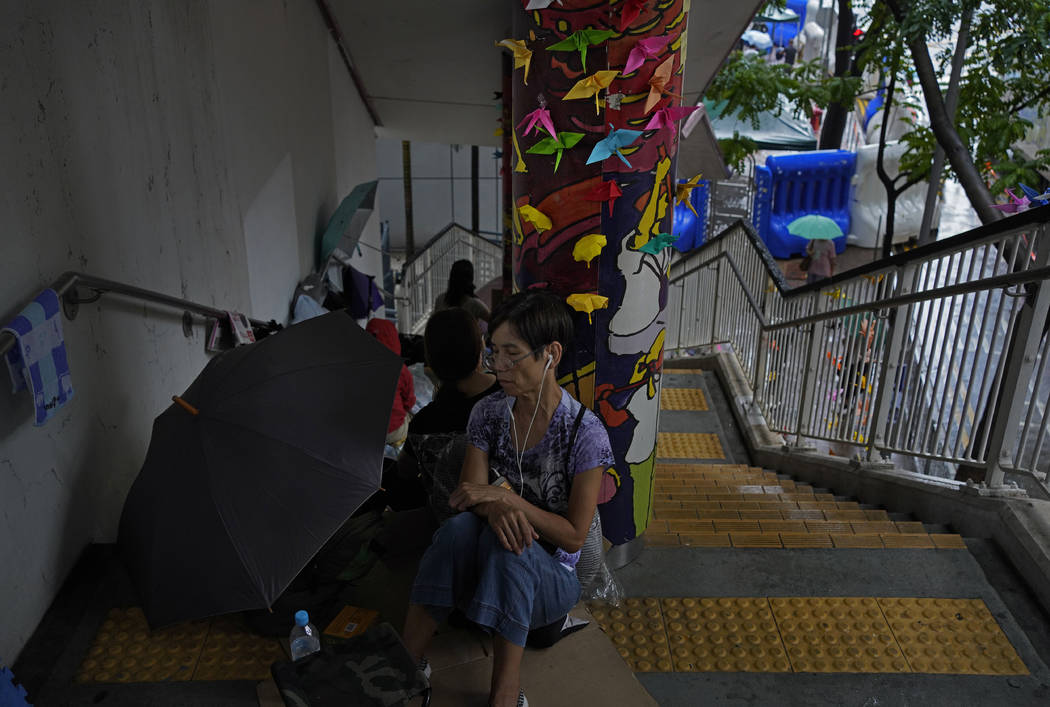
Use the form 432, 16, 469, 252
526, 131, 584, 172
566, 293, 609, 323
638, 232, 679, 254
496, 39, 532, 85
624, 35, 670, 75
525, 0, 562, 9
1019, 183, 1050, 206
990, 188, 1030, 214
676, 174, 703, 217
585, 180, 622, 217
511, 131, 528, 173
586, 123, 644, 167
644, 105, 699, 138
1031, 190, 1050, 203
518, 204, 552, 232
618, 0, 646, 32
547, 29, 617, 72
645, 55, 681, 113
564, 70, 620, 115
573, 234, 607, 267
518, 106, 559, 144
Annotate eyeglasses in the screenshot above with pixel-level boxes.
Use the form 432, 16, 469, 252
483, 346, 541, 372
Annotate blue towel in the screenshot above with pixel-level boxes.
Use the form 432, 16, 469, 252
3, 288, 74, 425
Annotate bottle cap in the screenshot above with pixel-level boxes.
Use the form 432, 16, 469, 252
295, 610, 309, 627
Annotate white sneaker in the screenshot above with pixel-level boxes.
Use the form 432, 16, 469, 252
418, 657, 431, 680
518, 689, 529, 707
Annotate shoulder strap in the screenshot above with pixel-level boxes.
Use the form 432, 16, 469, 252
564, 403, 588, 473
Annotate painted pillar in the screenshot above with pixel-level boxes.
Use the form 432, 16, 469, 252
507, 0, 690, 544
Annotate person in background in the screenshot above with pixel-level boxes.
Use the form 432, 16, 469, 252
402, 291, 613, 707
434, 259, 491, 324
806, 238, 837, 285
365, 318, 415, 446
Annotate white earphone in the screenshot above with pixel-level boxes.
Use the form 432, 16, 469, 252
509, 349, 554, 497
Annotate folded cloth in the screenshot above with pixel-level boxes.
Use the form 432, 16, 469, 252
2, 288, 74, 425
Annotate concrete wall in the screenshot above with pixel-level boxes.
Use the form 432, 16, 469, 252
376, 137, 503, 253
0, 0, 378, 663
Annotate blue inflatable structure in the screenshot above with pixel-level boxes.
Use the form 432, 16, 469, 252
751, 150, 856, 259
769, 0, 806, 47
671, 178, 710, 253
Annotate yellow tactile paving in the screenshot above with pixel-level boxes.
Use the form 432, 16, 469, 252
591, 597, 1026, 676
882, 533, 936, 548
657, 433, 726, 459
831, 534, 885, 549
781, 532, 834, 548
660, 387, 709, 410
77, 608, 208, 684
771, 597, 909, 673
660, 598, 791, 672
679, 533, 731, 547
730, 533, 784, 548
880, 598, 1028, 675
930, 534, 968, 549
76, 608, 282, 684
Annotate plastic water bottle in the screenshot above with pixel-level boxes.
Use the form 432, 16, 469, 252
289, 610, 321, 661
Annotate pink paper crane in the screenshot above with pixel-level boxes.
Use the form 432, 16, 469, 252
624, 35, 670, 75
518, 106, 559, 145
644, 105, 699, 138
990, 188, 1030, 214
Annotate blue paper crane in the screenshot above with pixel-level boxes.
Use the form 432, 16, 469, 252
586, 123, 644, 168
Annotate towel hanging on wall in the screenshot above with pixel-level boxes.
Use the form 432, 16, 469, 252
2, 288, 74, 425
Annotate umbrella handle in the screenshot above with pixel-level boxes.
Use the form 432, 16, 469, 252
172, 395, 199, 416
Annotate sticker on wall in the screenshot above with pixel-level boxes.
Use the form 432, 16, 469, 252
566, 293, 609, 323
573, 234, 607, 267
564, 70, 620, 114
586, 124, 644, 167
496, 38, 533, 85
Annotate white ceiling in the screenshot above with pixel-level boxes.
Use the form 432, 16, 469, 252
333, 0, 763, 147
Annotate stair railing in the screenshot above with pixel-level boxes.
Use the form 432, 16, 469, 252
666, 208, 1050, 492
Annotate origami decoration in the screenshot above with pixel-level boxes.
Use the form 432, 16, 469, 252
637, 232, 679, 254
547, 29, 617, 72
511, 131, 528, 173
618, 0, 646, 32
644, 105, 699, 138
573, 234, 607, 267
496, 38, 532, 85
586, 123, 644, 167
564, 70, 620, 114
585, 180, 622, 217
526, 131, 584, 172
676, 174, 703, 217
1019, 183, 1050, 206
518, 204, 552, 232
644, 55, 681, 113
990, 188, 1029, 214
1031, 190, 1050, 203
566, 293, 609, 323
518, 106, 559, 144
525, 0, 562, 9
624, 35, 670, 75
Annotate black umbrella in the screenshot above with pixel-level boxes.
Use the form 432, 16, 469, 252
118, 312, 402, 628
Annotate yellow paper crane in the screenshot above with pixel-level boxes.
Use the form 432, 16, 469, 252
566, 293, 609, 323
496, 39, 532, 85
564, 70, 619, 114
573, 234, 606, 267
675, 173, 703, 217
518, 204, 552, 232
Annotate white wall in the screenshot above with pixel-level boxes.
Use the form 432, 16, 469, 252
376, 137, 503, 253
0, 0, 377, 663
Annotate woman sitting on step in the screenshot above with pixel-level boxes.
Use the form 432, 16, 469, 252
402, 290, 614, 707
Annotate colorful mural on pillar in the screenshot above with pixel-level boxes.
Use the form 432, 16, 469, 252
502, 0, 692, 544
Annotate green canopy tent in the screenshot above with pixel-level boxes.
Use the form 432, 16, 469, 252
705, 96, 817, 151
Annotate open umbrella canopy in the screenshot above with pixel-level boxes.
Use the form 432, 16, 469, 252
788, 214, 844, 240
316, 180, 378, 269
118, 312, 402, 628
741, 29, 773, 51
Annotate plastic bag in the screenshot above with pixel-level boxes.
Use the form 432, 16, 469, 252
580, 554, 625, 606
408, 362, 434, 415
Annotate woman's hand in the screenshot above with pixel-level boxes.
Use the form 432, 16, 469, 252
486, 498, 538, 555
448, 481, 510, 511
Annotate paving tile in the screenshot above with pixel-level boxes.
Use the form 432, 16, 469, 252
588, 598, 672, 672
644, 533, 682, 547
831, 534, 885, 549
730, 533, 784, 548
758, 520, 808, 533
661, 598, 790, 673
77, 608, 208, 684
805, 520, 854, 534
781, 533, 833, 548
930, 534, 968, 549
679, 533, 732, 547
714, 520, 762, 533
852, 521, 899, 535
660, 387, 710, 411
657, 433, 726, 459
824, 510, 869, 522
783, 510, 825, 521
863, 510, 891, 521
664, 519, 716, 533
895, 521, 926, 534
881, 534, 935, 548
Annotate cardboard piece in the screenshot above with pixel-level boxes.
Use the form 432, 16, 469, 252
323, 605, 379, 642
427, 606, 657, 707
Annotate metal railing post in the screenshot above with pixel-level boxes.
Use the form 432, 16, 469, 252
794, 289, 827, 443
709, 245, 723, 346
867, 263, 914, 461
983, 230, 1050, 487
752, 274, 773, 410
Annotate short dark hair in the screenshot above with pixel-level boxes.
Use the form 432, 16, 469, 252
424, 308, 483, 382
489, 290, 574, 357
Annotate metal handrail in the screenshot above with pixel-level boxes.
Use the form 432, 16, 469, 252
0, 271, 269, 357
667, 209, 1050, 491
